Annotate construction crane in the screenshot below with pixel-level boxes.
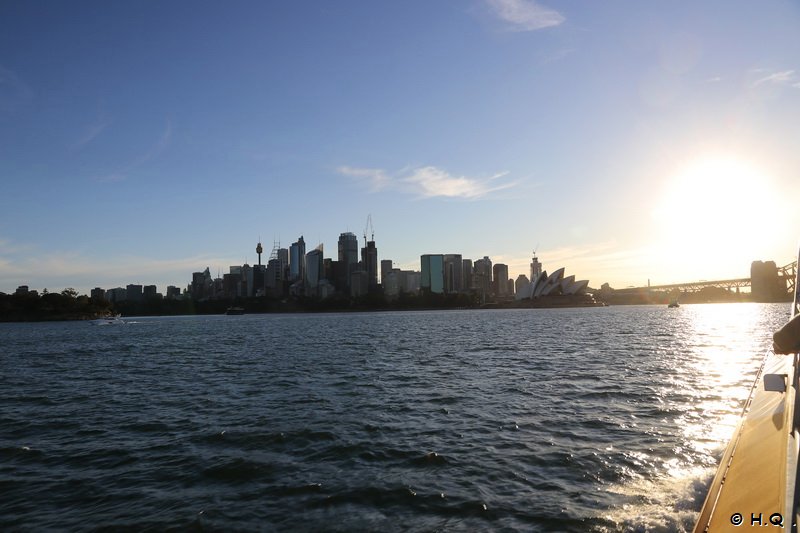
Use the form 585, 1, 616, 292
364, 214, 374, 246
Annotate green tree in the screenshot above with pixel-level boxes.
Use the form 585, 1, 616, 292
61, 288, 78, 298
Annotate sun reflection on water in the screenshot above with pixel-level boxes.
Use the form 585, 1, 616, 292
601, 302, 790, 532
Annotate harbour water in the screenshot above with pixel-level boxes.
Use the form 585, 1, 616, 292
0, 304, 790, 531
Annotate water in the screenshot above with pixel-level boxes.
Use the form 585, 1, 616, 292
0, 304, 790, 531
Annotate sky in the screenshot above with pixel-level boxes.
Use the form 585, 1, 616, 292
1, 0, 799, 295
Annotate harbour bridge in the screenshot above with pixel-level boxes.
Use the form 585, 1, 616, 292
616, 260, 797, 295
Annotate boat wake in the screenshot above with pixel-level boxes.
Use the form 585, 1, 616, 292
596, 468, 711, 532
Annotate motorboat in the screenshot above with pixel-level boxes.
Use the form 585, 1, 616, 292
225, 307, 245, 315
91, 314, 124, 325
694, 248, 800, 531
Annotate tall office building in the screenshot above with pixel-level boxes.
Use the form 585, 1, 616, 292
361, 240, 378, 290
420, 254, 445, 294
443, 254, 463, 293
530, 253, 542, 282
380, 259, 393, 286
242, 263, 253, 297
473, 257, 492, 299
166, 286, 181, 299
278, 248, 289, 281
143, 285, 158, 299
289, 236, 306, 283
338, 232, 359, 291
90, 287, 106, 301
338, 232, 358, 264
126, 284, 143, 301
305, 245, 324, 297
493, 263, 509, 295
463, 259, 474, 291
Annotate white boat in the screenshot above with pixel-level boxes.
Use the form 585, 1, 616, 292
91, 314, 124, 325
694, 245, 800, 531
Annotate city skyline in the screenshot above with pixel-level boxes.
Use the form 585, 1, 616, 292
2, 2, 799, 295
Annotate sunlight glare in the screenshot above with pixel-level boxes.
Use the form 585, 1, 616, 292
651, 155, 780, 279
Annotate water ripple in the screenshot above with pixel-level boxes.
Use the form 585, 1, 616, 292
0, 304, 788, 531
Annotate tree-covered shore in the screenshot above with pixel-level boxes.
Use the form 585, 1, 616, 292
0, 289, 114, 322
0, 289, 482, 322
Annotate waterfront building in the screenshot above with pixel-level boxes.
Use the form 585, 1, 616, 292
361, 239, 378, 290
420, 254, 445, 294
350, 270, 369, 298
404, 271, 421, 293
384, 270, 400, 300
514, 275, 531, 300
265, 259, 280, 294
380, 259, 393, 286
242, 264, 253, 297
305, 245, 324, 298
143, 285, 158, 299
191, 268, 212, 300
223, 268, 241, 298
126, 284, 143, 301
338, 232, 359, 292
253, 264, 266, 296
530, 253, 542, 282
289, 236, 306, 282
278, 247, 289, 281
493, 263, 509, 295
462, 259, 474, 291
751, 260, 785, 302
90, 287, 106, 301
107, 287, 127, 302
473, 257, 492, 298
166, 286, 181, 299
523, 266, 589, 299
443, 254, 463, 293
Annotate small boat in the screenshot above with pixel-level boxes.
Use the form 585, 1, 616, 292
667, 300, 680, 308
225, 307, 245, 315
91, 314, 124, 325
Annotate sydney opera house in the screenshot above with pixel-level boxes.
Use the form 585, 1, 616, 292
515, 257, 590, 302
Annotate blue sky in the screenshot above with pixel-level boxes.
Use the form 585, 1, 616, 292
2, 0, 799, 294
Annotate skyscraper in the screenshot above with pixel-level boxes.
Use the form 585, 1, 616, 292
305, 245, 324, 297
530, 253, 542, 282
289, 236, 306, 283
443, 254, 463, 293
338, 232, 359, 291
380, 259, 393, 286
361, 239, 378, 290
473, 257, 492, 300
420, 254, 445, 294
462, 259, 473, 291
493, 263, 509, 295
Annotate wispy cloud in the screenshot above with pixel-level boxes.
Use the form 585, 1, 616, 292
71, 116, 111, 151
404, 166, 512, 199
336, 166, 391, 192
93, 119, 173, 183
751, 69, 799, 88
754, 69, 795, 86
338, 165, 515, 200
485, 0, 565, 32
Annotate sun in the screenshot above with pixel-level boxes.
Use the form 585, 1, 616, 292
651, 155, 782, 280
